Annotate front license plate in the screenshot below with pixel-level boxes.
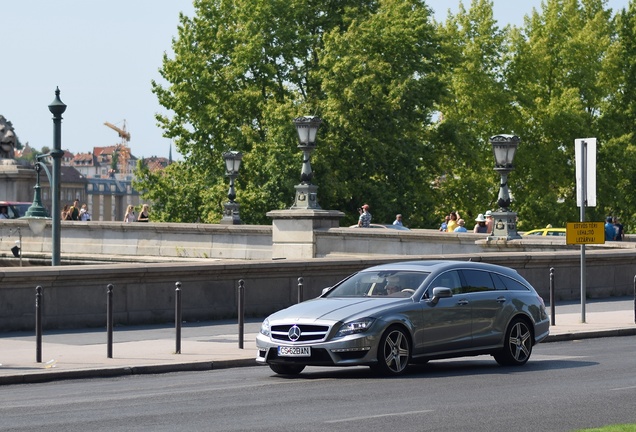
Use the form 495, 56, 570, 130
278, 346, 311, 357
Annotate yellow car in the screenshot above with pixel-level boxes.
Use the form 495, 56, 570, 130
523, 227, 566, 237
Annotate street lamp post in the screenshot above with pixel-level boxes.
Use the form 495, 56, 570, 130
489, 134, 521, 240
48, 87, 66, 265
22, 88, 65, 265
291, 115, 322, 209
220, 150, 243, 225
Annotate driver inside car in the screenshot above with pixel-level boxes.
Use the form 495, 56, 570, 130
385, 284, 401, 295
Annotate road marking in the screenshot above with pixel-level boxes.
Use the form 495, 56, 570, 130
325, 410, 434, 423
531, 354, 588, 360
611, 385, 636, 391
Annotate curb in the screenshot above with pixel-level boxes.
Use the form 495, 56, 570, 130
0, 358, 260, 386
544, 327, 636, 343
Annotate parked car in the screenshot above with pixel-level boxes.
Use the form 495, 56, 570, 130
349, 223, 411, 231
0, 201, 34, 219
523, 227, 566, 236
256, 260, 550, 376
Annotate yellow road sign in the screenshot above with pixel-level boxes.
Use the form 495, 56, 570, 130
566, 222, 605, 245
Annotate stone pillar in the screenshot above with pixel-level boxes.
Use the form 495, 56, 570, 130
267, 209, 344, 259
489, 211, 521, 240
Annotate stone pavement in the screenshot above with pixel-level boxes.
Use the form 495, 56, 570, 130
1, 297, 635, 385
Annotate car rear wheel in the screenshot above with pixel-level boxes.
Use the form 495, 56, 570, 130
372, 326, 411, 376
269, 363, 305, 375
494, 318, 533, 366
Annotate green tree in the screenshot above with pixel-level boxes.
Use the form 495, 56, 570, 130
597, 1, 636, 227
505, 0, 614, 230
431, 0, 514, 226
133, 160, 220, 223
150, 0, 445, 225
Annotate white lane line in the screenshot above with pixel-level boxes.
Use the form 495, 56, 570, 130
325, 410, 434, 423
611, 385, 636, 391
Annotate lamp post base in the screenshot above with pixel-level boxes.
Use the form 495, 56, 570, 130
220, 202, 241, 225
488, 211, 521, 240
291, 183, 321, 210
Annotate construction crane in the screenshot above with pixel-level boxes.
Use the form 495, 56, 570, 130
104, 120, 131, 143
104, 120, 131, 176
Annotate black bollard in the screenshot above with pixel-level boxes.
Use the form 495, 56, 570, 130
107, 284, 113, 359
238, 279, 245, 349
298, 277, 304, 304
35, 286, 43, 363
175, 281, 182, 354
550, 268, 555, 326
633, 275, 636, 324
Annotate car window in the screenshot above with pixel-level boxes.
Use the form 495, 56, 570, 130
427, 270, 462, 295
7, 206, 19, 219
498, 274, 530, 291
325, 270, 429, 297
460, 269, 495, 293
547, 230, 565, 236
490, 273, 509, 290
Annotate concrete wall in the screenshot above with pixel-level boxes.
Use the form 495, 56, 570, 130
1, 249, 635, 332
3, 220, 620, 265
0, 220, 273, 262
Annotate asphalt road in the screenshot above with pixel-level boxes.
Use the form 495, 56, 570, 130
1, 336, 635, 432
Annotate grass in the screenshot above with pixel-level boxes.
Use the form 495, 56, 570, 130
575, 425, 636, 432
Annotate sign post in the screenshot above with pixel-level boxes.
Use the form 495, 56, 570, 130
574, 138, 597, 323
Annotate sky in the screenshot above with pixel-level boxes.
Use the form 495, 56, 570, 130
2, 0, 630, 162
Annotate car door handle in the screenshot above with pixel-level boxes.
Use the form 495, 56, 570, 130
496, 297, 506, 303
457, 299, 469, 306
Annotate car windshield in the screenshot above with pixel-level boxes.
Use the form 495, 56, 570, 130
324, 270, 430, 298
12, 204, 31, 218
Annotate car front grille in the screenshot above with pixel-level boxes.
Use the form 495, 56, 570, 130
271, 324, 330, 342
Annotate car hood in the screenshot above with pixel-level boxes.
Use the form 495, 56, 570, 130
267, 297, 410, 323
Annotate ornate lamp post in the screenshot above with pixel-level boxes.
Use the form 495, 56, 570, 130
291, 115, 322, 209
220, 150, 243, 225
22, 88, 66, 265
489, 134, 521, 240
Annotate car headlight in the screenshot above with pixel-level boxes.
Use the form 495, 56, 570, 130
336, 318, 374, 337
260, 318, 270, 336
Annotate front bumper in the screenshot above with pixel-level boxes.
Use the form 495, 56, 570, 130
255, 332, 380, 367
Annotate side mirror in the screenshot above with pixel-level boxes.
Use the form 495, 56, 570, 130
430, 287, 452, 305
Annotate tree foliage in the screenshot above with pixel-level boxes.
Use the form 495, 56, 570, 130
143, 0, 636, 233
151, 0, 444, 225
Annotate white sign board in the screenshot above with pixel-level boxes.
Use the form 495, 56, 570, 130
575, 138, 597, 207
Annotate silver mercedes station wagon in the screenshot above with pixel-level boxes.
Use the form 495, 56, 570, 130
256, 260, 550, 376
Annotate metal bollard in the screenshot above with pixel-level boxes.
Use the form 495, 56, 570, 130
238, 279, 245, 349
298, 277, 304, 304
35, 286, 43, 363
633, 275, 636, 324
175, 281, 182, 354
107, 284, 113, 359
550, 268, 555, 326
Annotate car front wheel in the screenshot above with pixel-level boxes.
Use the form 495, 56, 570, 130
494, 318, 533, 366
269, 363, 305, 375
372, 326, 411, 376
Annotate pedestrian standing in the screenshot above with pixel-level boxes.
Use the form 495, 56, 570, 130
124, 205, 136, 223
604, 216, 616, 241
485, 210, 494, 234
79, 204, 91, 221
138, 204, 150, 222
446, 211, 459, 232
393, 214, 403, 226
358, 204, 372, 227
613, 217, 624, 241
453, 219, 467, 232
474, 214, 488, 233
